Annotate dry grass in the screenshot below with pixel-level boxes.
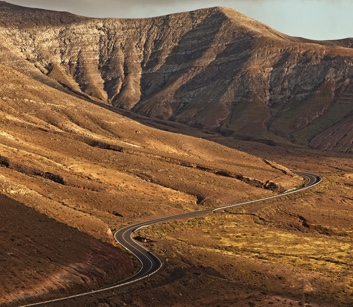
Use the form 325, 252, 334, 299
135, 171, 353, 306
0, 5, 352, 305
0, 63, 302, 305
1, 62, 351, 305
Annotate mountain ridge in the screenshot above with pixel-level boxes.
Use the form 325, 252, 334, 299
1, 3, 353, 152
1, 4, 353, 305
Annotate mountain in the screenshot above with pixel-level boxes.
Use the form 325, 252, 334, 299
0, 42, 301, 306
1, 3, 353, 305
1, 2, 353, 153
0, 15, 301, 303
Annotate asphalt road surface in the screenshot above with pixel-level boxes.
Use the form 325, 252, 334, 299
23, 172, 321, 306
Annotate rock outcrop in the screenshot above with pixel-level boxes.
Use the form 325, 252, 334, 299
1, 2, 353, 153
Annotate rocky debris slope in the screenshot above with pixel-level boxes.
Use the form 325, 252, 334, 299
1, 2, 353, 153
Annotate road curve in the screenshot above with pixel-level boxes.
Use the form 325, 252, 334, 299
23, 172, 321, 306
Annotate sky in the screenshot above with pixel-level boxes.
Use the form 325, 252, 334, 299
4, 0, 353, 40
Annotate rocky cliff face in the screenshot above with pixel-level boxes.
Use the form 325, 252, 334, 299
1, 1, 353, 153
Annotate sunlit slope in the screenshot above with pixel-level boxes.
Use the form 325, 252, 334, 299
0, 64, 300, 239
1, 2, 353, 152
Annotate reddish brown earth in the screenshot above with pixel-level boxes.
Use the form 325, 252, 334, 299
2, 2, 353, 153
0, 195, 133, 306
37, 144, 352, 307
0, 2, 352, 307
0, 63, 300, 306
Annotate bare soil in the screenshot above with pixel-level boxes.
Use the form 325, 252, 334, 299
0, 64, 302, 306
0, 4, 353, 306
0, 72, 351, 305
0, 195, 133, 306
40, 147, 353, 307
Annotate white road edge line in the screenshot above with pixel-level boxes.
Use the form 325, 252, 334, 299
22, 172, 321, 306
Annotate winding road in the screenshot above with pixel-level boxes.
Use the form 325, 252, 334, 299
23, 172, 321, 306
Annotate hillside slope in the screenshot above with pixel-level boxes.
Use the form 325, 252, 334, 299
0, 195, 133, 306
0, 62, 299, 232
0, 62, 301, 303
1, 2, 353, 152
1, 3, 351, 305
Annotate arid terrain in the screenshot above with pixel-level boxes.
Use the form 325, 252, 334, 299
2, 2, 353, 153
0, 2, 352, 306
